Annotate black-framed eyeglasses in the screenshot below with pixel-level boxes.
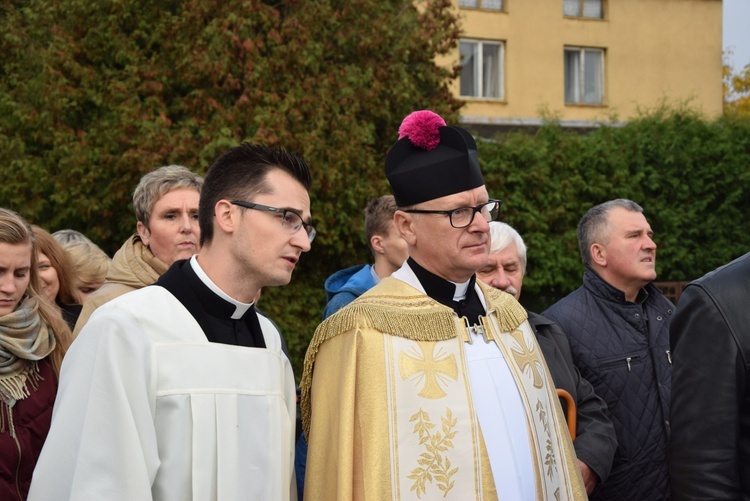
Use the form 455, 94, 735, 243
231, 201, 316, 243
401, 199, 502, 229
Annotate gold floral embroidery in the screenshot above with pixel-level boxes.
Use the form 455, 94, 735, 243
510, 328, 545, 389
537, 399, 557, 480
399, 341, 458, 399
408, 408, 458, 498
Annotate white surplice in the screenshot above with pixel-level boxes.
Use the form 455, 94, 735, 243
28, 285, 297, 501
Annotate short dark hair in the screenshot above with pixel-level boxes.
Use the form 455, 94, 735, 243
199, 143, 312, 246
577, 198, 644, 267
364, 195, 398, 252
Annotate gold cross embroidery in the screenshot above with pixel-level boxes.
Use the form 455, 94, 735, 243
510, 329, 545, 389
399, 341, 458, 399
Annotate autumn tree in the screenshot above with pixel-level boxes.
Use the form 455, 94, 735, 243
723, 58, 750, 117
0, 0, 463, 372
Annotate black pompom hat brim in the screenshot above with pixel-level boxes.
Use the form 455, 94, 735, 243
385, 125, 484, 207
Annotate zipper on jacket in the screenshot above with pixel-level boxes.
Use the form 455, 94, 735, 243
14, 431, 23, 500
666, 350, 672, 364
599, 355, 642, 371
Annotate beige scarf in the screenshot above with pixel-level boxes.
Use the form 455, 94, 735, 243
106, 234, 168, 288
0, 295, 55, 438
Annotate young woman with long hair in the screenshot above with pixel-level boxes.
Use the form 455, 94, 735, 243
30, 226, 83, 329
0, 209, 72, 500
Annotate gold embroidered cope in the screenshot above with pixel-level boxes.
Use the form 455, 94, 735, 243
301, 277, 586, 500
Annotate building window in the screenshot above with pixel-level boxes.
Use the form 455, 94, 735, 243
460, 40, 504, 99
459, 0, 503, 10
563, 0, 603, 19
564, 47, 604, 104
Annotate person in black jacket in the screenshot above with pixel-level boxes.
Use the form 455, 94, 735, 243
669, 251, 750, 499
478, 221, 617, 496
543, 199, 674, 501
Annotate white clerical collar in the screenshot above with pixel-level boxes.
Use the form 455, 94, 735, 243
392, 261, 490, 313
451, 279, 471, 302
189, 256, 254, 319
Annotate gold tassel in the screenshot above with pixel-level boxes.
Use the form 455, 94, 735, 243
477, 281, 528, 332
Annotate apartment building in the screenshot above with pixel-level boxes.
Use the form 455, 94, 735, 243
446, 0, 723, 130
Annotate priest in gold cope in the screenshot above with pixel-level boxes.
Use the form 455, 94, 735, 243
301, 110, 586, 500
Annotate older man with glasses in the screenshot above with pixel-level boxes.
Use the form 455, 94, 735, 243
30, 143, 313, 500
301, 111, 586, 500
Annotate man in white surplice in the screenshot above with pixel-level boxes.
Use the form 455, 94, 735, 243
29, 143, 316, 500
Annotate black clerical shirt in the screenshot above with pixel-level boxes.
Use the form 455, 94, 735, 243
155, 259, 267, 348
407, 257, 485, 326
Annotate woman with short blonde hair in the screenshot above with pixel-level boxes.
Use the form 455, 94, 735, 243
72, 165, 203, 337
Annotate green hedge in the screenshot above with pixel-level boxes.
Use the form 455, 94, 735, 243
266, 107, 750, 377
476, 107, 750, 312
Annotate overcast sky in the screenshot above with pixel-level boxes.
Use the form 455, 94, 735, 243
724, 0, 750, 70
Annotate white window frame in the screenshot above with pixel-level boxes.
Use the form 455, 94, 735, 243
459, 0, 503, 11
459, 39, 505, 100
563, 0, 603, 19
564, 47, 604, 105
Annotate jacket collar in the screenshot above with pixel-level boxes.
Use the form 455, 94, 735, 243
583, 267, 650, 305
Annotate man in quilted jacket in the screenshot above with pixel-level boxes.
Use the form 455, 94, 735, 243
544, 199, 674, 500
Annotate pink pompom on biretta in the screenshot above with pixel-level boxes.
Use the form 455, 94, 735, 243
397, 110, 446, 151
